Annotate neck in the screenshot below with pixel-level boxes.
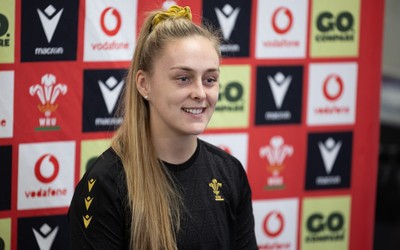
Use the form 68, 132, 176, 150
151, 133, 198, 165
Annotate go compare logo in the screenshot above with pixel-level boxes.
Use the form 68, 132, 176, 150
0, 13, 11, 47
0, 0, 15, 63
310, 0, 360, 57
315, 11, 355, 41
306, 212, 345, 241
208, 65, 250, 129
301, 196, 351, 250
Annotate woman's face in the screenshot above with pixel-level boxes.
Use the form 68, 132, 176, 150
139, 35, 220, 138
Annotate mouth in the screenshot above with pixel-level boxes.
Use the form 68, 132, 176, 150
182, 108, 205, 115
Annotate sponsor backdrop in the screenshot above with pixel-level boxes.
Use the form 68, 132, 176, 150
0, 0, 384, 249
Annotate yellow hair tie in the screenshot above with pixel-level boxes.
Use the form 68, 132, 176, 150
151, 5, 192, 29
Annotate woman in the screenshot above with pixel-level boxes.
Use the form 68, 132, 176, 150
68, 5, 257, 250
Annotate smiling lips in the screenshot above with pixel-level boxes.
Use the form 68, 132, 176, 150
182, 108, 205, 115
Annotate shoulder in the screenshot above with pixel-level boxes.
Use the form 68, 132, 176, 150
69, 147, 127, 224
68, 148, 129, 247
198, 139, 243, 169
82, 148, 127, 200
71, 147, 127, 209
197, 138, 248, 184
85, 148, 125, 183
197, 138, 253, 209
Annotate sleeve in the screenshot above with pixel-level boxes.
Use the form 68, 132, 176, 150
68, 160, 129, 250
234, 167, 258, 250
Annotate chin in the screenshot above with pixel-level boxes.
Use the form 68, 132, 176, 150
188, 130, 205, 136
186, 126, 207, 135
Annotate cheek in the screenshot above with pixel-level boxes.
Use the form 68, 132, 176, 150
209, 88, 220, 105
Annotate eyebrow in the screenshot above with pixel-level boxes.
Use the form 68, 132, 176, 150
169, 66, 220, 73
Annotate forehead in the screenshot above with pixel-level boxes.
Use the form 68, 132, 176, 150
155, 36, 220, 71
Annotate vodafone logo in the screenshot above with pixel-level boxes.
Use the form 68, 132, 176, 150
84, 1, 136, 61
272, 7, 293, 34
18, 141, 75, 209
34, 154, 60, 184
323, 74, 344, 101
0, 119, 6, 127
263, 211, 284, 237
253, 200, 298, 248
307, 63, 357, 125
100, 7, 122, 36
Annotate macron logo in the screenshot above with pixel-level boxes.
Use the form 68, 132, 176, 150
32, 223, 59, 250
98, 76, 124, 114
37, 5, 64, 43
215, 4, 240, 40
318, 137, 342, 174
268, 72, 292, 109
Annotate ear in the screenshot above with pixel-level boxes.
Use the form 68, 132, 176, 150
136, 69, 150, 98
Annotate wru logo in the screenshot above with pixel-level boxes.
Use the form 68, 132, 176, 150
29, 74, 67, 130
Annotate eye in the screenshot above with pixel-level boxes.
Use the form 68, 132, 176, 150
204, 76, 218, 86
177, 76, 190, 83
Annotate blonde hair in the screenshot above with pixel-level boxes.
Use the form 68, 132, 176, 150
111, 6, 221, 250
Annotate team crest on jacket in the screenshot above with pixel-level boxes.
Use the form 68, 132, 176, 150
209, 178, 224, 201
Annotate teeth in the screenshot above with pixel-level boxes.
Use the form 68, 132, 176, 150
183, 108, 203, 114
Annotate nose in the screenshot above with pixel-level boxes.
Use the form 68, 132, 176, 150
191, 79, 206, 100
